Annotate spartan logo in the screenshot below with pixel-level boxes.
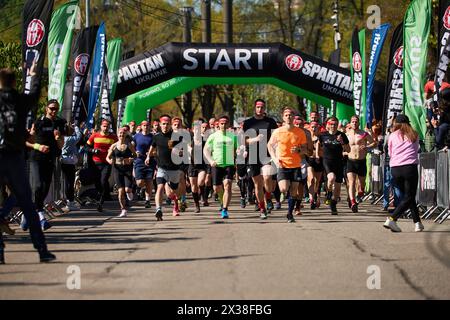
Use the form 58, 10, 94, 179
75, 54, 89, 75
444, 6, 450, 30
393, 46, 404, 68
285, 54, 303, 71
352, 52, 362, 72
26, 19, 45, 47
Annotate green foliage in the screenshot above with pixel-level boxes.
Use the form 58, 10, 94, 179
0, 40, 23, 91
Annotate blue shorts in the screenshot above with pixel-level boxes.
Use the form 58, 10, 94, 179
134, 158, 155, 180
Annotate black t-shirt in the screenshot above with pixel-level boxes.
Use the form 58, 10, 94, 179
319, 130, 349, 160
30, 116, 67, 161
243, 116, 278, 164
151, 130, 182, 170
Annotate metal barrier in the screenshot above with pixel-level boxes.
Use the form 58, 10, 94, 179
433, 150, 450, 223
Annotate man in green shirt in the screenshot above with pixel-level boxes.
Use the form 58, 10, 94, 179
203, 115, 238, 219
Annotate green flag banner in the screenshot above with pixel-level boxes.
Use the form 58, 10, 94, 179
403, 0, 431, 139
106, 38, 122, 103
48, 1, 79, 108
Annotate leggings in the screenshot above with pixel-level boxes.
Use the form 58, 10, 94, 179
61, 163, 76, 202
30, 159, 54, 212
390, 164, 421, 223
94, 163, 112, 205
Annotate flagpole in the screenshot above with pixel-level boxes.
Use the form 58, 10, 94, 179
86, 0, 90, 27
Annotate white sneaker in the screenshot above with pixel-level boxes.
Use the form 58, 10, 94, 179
383, 217, 402, 232
67, 201, 79, 211
118, 209, 127, 218
414, 222, 424, 232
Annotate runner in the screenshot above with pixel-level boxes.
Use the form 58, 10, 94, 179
151, 120, 160, 134
0, 65, 56, 262
106, 128, 136, 217
317, 116, 350, 215
188, 119, 209, 213
203, 115, 238, 219
146, 115, 182, 221
132, 120, 155, 208
267, 107, 308, 223
345, 115, 376, 212
27, 99, 66, 230
86, 119, 118, 212
172, 117, 189, 212
306, 121, 324, 209
293, 115, 313, 215
243, 99, 278, 219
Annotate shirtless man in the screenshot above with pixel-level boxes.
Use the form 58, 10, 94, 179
345, 115, 377, 213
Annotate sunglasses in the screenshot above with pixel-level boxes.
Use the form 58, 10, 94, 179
48, 107, 58, 112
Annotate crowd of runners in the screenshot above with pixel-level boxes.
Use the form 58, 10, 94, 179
0, 63, 444, 264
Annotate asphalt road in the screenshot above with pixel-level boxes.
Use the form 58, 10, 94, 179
1, 190, 449, 300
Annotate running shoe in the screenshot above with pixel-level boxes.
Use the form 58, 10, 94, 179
325, 191, 332, 205
214, 193, 219, 202
172, 207, 180, 217
414, 222, 424, 232
155, 208, 163, 221
240, 198, 246, 208
356, 192, 364, 203
40, 219, 52, 231
194, 205, 201, 213
260, 209, 268, 220
266, 199, 274, 211
39, 250, 56, 263
20, 216, 28, 231
310, 200, 316, 210
383, 217, 401, 232
203, 200, 210, 207
0, 218, 15, 235
118, 209, 128, 218
280, 193, 286, 203
351, 201, 358, 213
275, 202, 282, 210
295, 208, 302, 216
145, 200, 152, 209
221, 209, 229, 219
254, 202, 260, 212
180, 201, 187, 212
287, 213, 295, 223
330, 200, 338, 215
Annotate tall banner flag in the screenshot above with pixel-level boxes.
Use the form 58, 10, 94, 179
106, 38, 123, 103
87, 22, 106, 129
48, 1, 79, 110
366, 23, 390, 128
403, 0, 431, 139
434, 0, 450, 103
439, 0, 450, 53
382, 23, 403, 133
350, 27, 366, 129
117, 98, 127, 131
22, 0, 54, 125
100, 63, 114, 125
70, 25, 99, 125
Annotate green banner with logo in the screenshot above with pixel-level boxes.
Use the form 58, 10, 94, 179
106, 38, 122, 103
403, 0, 431, 139
48, 1, 79, 108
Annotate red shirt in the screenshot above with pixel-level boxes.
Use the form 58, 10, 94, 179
424, 81, 450, 95
87, 132, 118, 163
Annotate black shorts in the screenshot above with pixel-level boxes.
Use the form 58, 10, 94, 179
247, 164, 262, 177
236, 164, 248, 178
323, 158, 344, 183
307, 157, 324, 172
277, 167, 303, 183
188, 164, 207, 177
346, 159, 367, 177
113, 165, 133, 188
211, 166, 235, 185
206, 165, 212, 175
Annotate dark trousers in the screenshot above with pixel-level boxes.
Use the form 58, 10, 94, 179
30, 158, 54, 212
0, 152, 47, 251
94, 163, 112, 204
391, 164, 421, 223
61, 163, 76, 202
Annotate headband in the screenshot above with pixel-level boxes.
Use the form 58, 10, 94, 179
160, 116, 171, 122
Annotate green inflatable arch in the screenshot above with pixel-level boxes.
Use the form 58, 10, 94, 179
122, 76, 355, 124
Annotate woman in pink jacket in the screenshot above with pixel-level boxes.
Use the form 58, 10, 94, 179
383, 114, 424, 233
